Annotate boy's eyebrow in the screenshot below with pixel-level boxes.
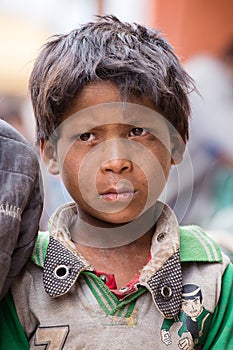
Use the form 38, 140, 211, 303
80, 124, 134, 132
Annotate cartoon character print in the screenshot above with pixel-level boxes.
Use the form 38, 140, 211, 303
160, 284, 212, 349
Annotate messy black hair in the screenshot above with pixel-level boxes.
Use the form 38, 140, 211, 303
29, 15, 194, 144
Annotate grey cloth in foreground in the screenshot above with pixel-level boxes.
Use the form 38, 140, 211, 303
0, 120, 43, 299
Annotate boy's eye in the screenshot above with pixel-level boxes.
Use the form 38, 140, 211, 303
78, 133, 95, 142
129, 127, 147, 137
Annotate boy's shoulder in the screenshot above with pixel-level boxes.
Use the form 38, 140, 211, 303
179, 225, 223, 263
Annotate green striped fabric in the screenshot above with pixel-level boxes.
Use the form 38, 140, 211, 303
31, 231, 49, 267
180, 225, 222, 262
82, 271, 146, 317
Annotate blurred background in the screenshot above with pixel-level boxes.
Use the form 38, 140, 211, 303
0, 0, 233, 257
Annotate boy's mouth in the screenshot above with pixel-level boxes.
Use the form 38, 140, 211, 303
100, 192, 134, 202
99, 187, 136, 202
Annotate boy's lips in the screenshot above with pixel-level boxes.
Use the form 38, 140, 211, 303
99, 187, 136, 202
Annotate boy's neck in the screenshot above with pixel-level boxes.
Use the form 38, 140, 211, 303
70, 205, 159, 289
74, 227, 154, 289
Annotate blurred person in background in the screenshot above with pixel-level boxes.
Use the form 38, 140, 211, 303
165, 40, 233, 259
0, 94, 26, 138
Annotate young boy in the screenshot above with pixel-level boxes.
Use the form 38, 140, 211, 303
3, 15, 233, 349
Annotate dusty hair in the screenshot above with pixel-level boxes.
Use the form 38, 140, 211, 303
29, 15, 194, 143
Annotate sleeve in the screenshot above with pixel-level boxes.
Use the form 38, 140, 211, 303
202, 262, 233, 350
0, 292, 29, 350
0, 120, 43, 299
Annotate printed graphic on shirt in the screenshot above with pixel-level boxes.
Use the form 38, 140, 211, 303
34, 325, 69, 349
160, 284, 212, 349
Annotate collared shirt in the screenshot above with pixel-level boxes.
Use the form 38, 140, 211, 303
10, 201, 233, 349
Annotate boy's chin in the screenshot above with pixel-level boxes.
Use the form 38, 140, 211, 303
72, 204, 159, 248
84, 205, 155, 227
76, 197, 159, 227
89, 211, 138, 227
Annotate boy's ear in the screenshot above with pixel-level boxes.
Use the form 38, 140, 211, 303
171, 133, 185, 165
40, 139, 60, 175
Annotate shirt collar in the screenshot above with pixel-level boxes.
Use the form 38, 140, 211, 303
43, 201, 182, 319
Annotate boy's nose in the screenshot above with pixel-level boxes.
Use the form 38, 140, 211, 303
101, 158, 133, 174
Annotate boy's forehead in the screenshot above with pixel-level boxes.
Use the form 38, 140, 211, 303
57, 81, 173, 138
59, 102, 170, 137
62, 80, 160, 121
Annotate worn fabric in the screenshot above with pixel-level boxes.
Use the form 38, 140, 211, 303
7, 202, 233, 349
0, 120, 43, 299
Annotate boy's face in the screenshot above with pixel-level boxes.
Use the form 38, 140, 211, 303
41, 82, 182, 225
